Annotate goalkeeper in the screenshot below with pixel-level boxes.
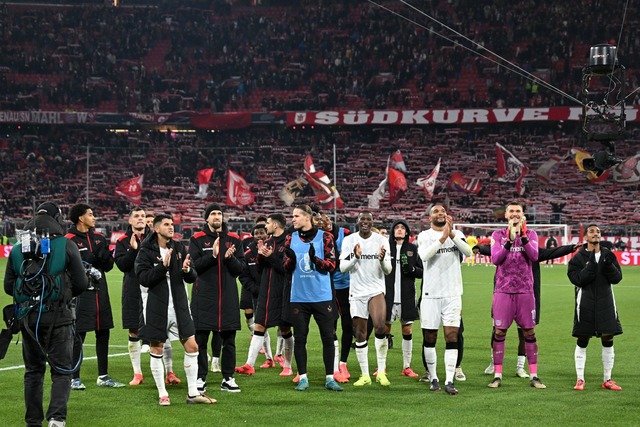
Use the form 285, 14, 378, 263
488, 201, 544, 389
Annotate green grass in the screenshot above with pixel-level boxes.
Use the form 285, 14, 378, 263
1, 260, 639, 426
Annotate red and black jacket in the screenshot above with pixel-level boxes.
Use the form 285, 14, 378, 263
66, 225, 115, 332
189, 223, 245, 331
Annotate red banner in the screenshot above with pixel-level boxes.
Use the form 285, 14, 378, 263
286, 107, 640, 127
190, 112, 252, 130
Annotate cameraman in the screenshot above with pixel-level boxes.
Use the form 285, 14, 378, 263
66, 204, 124, 389
4, 202, 88, 427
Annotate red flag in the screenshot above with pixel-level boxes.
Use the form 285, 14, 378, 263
196, 168, 214, 198
447, 172, 482, 194
416, 158, 441, 201
387, 166, 407, 204
226, 170, 255, 207
390, 149, 407, 173
115, 175, 143, 204
303, 154, 344, 209
496, 143, 528, 195
197, 168, 214, 185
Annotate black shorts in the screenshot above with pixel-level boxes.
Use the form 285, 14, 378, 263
239, 285, 255, 311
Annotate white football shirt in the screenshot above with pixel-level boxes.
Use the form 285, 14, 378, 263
340, 232, 392, 300
417, 228, 471, 298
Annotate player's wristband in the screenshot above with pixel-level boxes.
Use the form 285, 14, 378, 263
504, 241, 512, 251
521, 237, 529, 245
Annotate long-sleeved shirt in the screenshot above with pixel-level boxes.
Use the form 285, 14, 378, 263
491, 228, 538, 294
340, 232, 392, 300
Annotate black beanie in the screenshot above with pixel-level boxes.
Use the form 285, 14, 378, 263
36, 202, 62, 221
204, 203, 223, 220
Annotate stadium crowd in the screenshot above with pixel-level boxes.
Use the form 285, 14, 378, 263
0, 123, 638, 235
1, 0, 639, 113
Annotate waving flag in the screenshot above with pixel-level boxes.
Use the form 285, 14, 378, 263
612, 154, 640, 184
368, 152, 408, 207
115, 175, 143, 204
303, 155, 344, 209
196, 168, 214, 199
535, 156, 562, 183
388, 166, 408, 204
390, 149, 407, 173
447, 172, 482, 194
226, 170, 255, 207
278, 177, 309, 206
496, 143, 528, 195
572, 147, 610, 183
368, 175, 387, 209
416, 158, 441, 201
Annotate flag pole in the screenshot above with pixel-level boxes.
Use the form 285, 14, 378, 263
333, 143, 337, 221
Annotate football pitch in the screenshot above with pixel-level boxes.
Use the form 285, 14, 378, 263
1, 260, 639, 426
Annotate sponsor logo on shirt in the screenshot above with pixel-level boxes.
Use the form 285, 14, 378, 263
437, 247, 459, 254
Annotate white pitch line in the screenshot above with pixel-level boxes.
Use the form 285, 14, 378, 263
0, 351, 130, 372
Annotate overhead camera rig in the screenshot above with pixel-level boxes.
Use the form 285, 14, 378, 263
580, 44, 626, 175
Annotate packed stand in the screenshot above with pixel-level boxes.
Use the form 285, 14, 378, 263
1, 123, 638, 235
1, 0, 639, 113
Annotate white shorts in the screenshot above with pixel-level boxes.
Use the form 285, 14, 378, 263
387, 303, 413, 325
350, 297, 371, 320
420, 296, 462, 330
166, 308, 180, 342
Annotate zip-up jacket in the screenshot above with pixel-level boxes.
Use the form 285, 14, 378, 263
66, 225, 114, 332
189, 223, 245, 331
134, 233, 197, 341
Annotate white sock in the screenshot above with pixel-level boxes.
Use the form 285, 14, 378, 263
276, 329, 284, 356
374, 337, 388, 374
333, 339, 340, 372
246, 334, 263, 367
263, 331, 273, 360
424, 346, 438, 381
444, 349, 458, 384
602, 346, 614, 382
575, 345, 586, 381
355, 342, 369, 376
402, 337, 412, 369
517, 355, 526, 371
128, 339, 142, 375
184, 351, 199, 397
150, 353, 167, 398
163, 341, 173, 374
246, 316, 255, 334
283, 336, 294, 369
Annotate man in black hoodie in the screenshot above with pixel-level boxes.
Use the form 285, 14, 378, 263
385, 219, 423, 378
4, 202, 88, 427
189, 204, 245, 394
66, 203, 124, 389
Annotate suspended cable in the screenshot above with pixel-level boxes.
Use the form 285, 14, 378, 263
367, 0, 585, 106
